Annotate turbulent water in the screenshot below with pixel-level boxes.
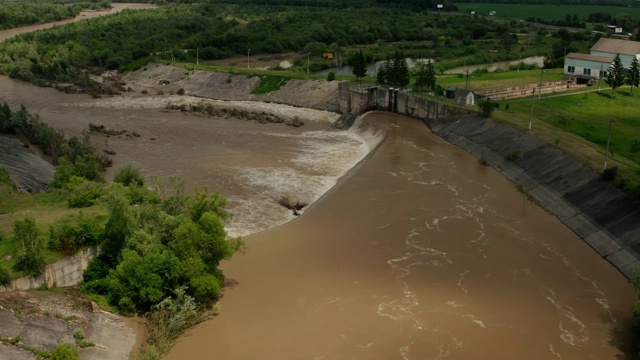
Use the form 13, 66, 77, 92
164, 113, 637, 360
0, 68, 636, 359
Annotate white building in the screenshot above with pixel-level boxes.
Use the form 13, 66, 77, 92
564, 38, 640, 84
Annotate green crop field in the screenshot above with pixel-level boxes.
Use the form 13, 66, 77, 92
454, 3, 640, 22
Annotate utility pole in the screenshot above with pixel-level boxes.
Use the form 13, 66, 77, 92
529, 88, 535, 130
538, 69, 544, 99
466, 69, 470, 90
598, 63, 603, 92
247, 48, 250, 69
604, 118, 616, 170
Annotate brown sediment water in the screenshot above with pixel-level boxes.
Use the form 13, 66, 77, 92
0, 68, 636, 358
0, 3, 157, 42
164, 113, 637, 360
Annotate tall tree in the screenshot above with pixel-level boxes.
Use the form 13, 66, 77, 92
606, 53, 625, 98
627, 56, 640, 96
13, 217, 45, 277
388, 50, 409, 88
414, 60, 436, 92
376, 56, 390, 85
351, 49, 367, 81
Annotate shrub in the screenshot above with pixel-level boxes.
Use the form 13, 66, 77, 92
327, 72, 335, 81
67, 180, 104, 208
477, 99, 496, 117
50, 344, 79, 360
177, 88, 185, 95
48, 214, 101, 253
0, 266, 11, 286
507, 150, 521, 162
602, 166, 618, 182
114, 165, 144, 187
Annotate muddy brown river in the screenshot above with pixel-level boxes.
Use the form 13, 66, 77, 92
1, 77, 637, 360
161, 114, 636, 360
0, 8, 638, 359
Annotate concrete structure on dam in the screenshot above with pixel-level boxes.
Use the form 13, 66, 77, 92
339, 83, 640, 278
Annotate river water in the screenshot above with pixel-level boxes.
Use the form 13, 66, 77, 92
0, 9, 637, 360
2, 78, 636, 359
160, 113, 636, 360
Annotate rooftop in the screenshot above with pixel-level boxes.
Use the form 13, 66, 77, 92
590, 38, 640, 56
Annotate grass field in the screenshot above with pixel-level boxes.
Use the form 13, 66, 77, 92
454, 3, 640, 21
493, 86, 640, 190
438, 68, 567, 90
0, 171, 107, 279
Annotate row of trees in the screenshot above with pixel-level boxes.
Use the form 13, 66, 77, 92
605, 53, 640, 97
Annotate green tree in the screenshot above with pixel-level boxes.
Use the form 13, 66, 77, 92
13, 217, 45, 277
606, 53, 625, 97
351, 49, 367, 81
376, 57, 389, 85
627, 56, 640, 96
477, 99, 496, 117
414, 60, 436, 92
389, 50, 409, 88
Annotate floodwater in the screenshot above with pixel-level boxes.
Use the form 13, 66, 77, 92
444, 56, 545, 74
162, 114, 638, 360
0, 10, 637, 359
0, 3, 157, 42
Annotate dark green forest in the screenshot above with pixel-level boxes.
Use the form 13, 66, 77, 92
0, 0, 111, 30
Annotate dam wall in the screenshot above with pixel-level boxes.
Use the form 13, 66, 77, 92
338, 83, 473, 120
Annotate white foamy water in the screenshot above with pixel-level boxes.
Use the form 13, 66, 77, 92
225, 116, 384, 237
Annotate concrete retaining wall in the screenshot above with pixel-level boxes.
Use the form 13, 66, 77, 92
425, 114, 640, 278
0, 247, 99, 292
339, 84, 472, 120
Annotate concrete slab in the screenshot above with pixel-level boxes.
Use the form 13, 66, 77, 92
20, 315, 68, 352
0, 343, 36, 360
0, 308, 24, 339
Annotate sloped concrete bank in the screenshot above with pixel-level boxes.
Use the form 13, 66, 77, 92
425, 114, 640, 278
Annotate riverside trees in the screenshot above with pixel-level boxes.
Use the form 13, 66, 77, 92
82, 181, 245, 312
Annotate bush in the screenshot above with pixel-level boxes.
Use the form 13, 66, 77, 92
50, 344, 79, 360
327, 72, 335, 81
0, 265, 11, 286
602, 166, 618, 182
507, 150, 521, 162
477, 99, 496, 117
114, 165, 144, 187
48, 214, 101, 253
67, 180, 104, 208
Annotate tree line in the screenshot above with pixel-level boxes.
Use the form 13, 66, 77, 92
0, 0, 111, 30
0, 2, 540, 85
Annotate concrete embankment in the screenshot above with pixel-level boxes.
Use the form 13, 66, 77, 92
0, 247, 99, 292
425, 114, 640, 278
0, 136, 55, 193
